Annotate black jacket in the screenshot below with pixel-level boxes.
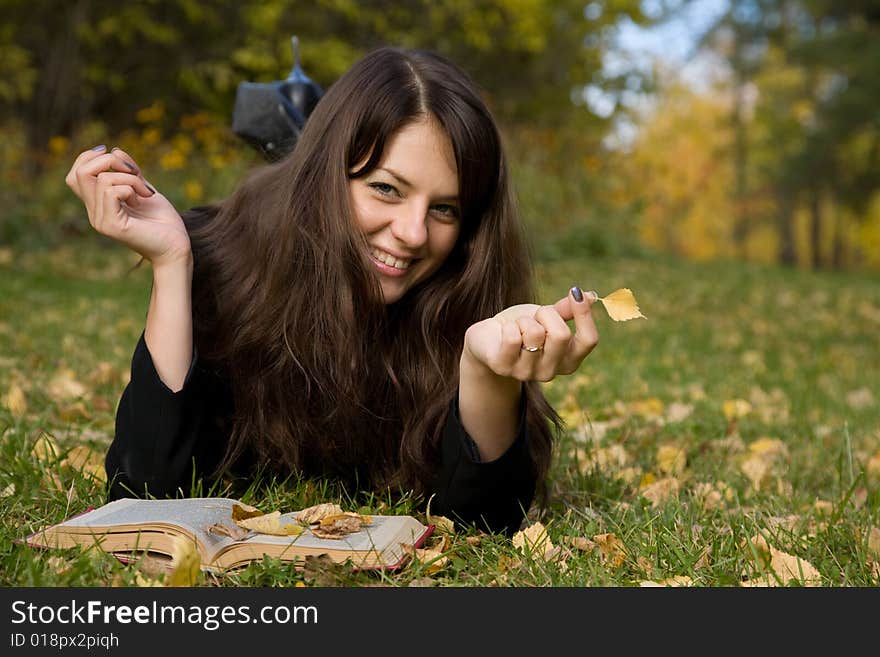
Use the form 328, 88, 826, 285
106, 331, 537, 535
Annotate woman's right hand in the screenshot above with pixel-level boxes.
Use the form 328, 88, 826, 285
65, 145, 192, 267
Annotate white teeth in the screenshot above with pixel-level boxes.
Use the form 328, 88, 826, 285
370, 248, 411, 270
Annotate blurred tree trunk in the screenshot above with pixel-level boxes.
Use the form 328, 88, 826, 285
808, 185, 822, 269
730, 30, 750, 256
777, 190, 797, 266
23, 1, 88, 176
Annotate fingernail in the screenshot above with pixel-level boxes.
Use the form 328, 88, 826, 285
570, 285, 584, 303
122, 160, 137, 172
91, 144, 106, 152
588, 290, 599, 302
144, 181, 156, 194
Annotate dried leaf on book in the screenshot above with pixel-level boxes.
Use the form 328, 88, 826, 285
205, 522, 249, 541
310, 512, 371, 539
295, 503, 344, 525
233, 511, 304, 537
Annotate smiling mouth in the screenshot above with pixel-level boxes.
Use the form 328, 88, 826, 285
369, 247, 412, 270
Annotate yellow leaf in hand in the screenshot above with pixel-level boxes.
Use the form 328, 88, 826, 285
599, 288, 645, 321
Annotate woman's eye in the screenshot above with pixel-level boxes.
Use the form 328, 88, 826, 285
431, 204, 460, 220
368, 182, 397, 196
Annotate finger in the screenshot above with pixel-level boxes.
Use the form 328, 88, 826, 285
109, 146, 142, 176
533, 304, 571, 364
93, 170, 155, 200
95, 182, 140, 237
515, 316, 546, 353
557, 285, 599, 372
494, 319, 523, 375
65, 144, 108, 192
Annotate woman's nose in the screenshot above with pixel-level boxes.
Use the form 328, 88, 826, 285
389, 202, 428, 248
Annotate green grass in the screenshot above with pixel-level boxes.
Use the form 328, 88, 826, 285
1, 236, 878, 587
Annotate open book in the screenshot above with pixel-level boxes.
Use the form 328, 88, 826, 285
25, 497, 432, 572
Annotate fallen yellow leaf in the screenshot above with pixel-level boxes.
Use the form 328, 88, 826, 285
47, 368, 87, 401
31, 433, 60, 462
640, 476, 681, 508
425, 494, 456, 535
722, 399, 752, 421
166, 535, 201, 587
656, 444, 687, 475
512, 522, 556, 560
741, 534, 821, 587
639, 575, 694, 587
2, 383, 27, 417
593, 532, 627, 568
598, 288, 646, 322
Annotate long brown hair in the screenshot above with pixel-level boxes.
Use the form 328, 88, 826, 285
184, 46, 561, 501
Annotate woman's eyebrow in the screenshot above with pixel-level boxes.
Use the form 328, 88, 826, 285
378, 167, 459, 202
378, 167, 413, 187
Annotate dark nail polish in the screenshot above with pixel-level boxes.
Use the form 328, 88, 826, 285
91, 144, 106, 152
123, 160, 137, 172
145, 182, 156, 194
571, 286, 584, 303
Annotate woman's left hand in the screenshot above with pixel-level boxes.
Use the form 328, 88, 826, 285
462, 286, 600, 383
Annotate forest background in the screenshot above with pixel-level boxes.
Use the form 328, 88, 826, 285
2, 0, 879, 270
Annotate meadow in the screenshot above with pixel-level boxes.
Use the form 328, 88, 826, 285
1, 237, 878, 586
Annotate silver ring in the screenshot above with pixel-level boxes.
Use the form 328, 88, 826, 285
522, 345, 543, 352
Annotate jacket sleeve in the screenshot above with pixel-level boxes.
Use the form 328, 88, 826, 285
428, 391, 536, 537
105, 331, 228, 500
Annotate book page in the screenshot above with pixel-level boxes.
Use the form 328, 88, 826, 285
219, 512, 428, 566
54, 498, 245, 558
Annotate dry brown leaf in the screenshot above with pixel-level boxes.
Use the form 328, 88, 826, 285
230, 503, 263, 521
60, 445, 107, 484
47, 368, 87, 401
295, 503, 344, 525
639, 575, 694, 587
31, 433, 60, 462
134, 573, 164, 587
2, 383, 27, 417
640, 476, 681, 508
722, 399, 752, 421
310, 513, 370, 539
412, 548, 448, 575
593, 532, 627, 568
692, 482, 725, 512
512, 522, 556, 560
865, 526, 880, 560
665, 402, 694, 424
234, 511, 305, 536
741, 534, 821, 587
166, 535, 201, 587
425, 494, 456, 535
562, 535, 597, 552
319, 512, 371, 526
578, 444, 629, 473
205, 522, 249, 541
598, 288, 646, 322
656, 444, 687, 475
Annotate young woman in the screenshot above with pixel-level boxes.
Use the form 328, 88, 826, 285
65, 47, 600, 536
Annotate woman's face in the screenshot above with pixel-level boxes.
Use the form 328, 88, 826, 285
349, 116, 461, 304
